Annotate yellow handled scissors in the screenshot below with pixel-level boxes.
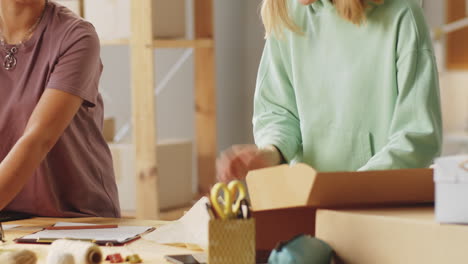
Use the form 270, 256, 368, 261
210, 180, 247, 220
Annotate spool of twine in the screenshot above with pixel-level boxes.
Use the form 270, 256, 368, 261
47, 239, 102, 264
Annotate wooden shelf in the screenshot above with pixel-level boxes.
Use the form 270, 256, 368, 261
100, 38, 130, 46
100, 38, 214, 49
446, 0, 468, 69
153, 38, 214, 48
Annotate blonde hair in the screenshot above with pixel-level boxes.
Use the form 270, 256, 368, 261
261, 0, 383, 37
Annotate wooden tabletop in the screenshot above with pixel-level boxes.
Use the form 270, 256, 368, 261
1, 217, 202, 264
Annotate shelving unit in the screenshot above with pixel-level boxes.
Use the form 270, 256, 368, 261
446, 0, 468, 69
100, 38, 214, 48
78, 0, 217, 219
153, 38, 214, 48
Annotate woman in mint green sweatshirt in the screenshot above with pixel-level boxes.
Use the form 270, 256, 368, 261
217, 0, 442, 182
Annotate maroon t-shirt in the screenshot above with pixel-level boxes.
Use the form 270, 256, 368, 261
0, 2, 120, 217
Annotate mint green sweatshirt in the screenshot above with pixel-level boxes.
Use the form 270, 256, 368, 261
253, 0, 442, 171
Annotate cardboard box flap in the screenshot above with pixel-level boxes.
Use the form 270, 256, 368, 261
308, 168, 434, 208
247, 163, 434, 211
246, 164, 318, 211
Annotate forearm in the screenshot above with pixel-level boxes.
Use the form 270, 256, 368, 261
0, 133, 55, 209
259, 145, 285, 166
359, 130, 442, 171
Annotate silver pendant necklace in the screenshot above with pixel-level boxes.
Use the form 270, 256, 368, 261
0, 1, 48, 71
2, 45, 18, 71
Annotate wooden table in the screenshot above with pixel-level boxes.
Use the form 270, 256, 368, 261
1, 217, 202, 264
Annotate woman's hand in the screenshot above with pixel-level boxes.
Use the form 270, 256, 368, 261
217, 145, 283, 183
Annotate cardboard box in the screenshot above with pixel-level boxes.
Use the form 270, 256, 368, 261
103, 118, 115, 142
246, 164, 434, 250
110, 140, 193, 211
84, 0, 186, 41
316, 206, 468, 264
151, 0, 186, 38
252, 206, 316, 250
434, 155, 468, 223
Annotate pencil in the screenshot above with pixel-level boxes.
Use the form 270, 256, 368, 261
45, 224, 118, 230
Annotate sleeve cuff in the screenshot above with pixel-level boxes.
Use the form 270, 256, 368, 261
255, 134, 299, 163
46, 83, 96, 107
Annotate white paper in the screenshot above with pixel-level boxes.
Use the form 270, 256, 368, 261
20, 222, 153, 243
435, 155, 468, 183
144, 197, 210, 250
2, 224, 20, 230
193, 253, 208, 263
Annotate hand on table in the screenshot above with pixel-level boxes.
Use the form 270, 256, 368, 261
216, 145, 283, 183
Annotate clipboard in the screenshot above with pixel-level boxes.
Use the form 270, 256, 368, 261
14, 222, 156, 246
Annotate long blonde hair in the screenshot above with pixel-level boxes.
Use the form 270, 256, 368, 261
261, 0, 383, 37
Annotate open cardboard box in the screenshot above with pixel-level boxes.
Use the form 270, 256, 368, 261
246, 163, 434, 250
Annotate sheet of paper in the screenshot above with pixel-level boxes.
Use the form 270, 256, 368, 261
20, 222, 153, 243
144, 197, 210, 250
193, 253, 208, 263
2, 224, 20, 230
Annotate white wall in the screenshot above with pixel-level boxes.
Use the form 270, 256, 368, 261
424, 0, 468, 155
214, 0, 251, 151
244, 0, 266, 144
100, 48, 195, 143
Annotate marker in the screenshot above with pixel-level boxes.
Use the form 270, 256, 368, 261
45, 225, 118, 230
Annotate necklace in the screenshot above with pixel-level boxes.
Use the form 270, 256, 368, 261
0, 1, 48, 71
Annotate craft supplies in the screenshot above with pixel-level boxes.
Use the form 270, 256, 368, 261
144, 197, 211, 250
205, 203, 215, 220
47, 239, 102, 264
125, 254, 143, 263
209, 180, 248, 220
207, 180, 255, 264
164, 254, 207, 264
268, 235, 333, 264
105, 253, 124, 263
46, 253, 74, 264
0, 249, 37, 264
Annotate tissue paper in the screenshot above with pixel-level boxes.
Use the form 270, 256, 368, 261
144, 197, 210, 250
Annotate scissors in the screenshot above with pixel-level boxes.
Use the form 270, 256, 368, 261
210, 180, 248, 220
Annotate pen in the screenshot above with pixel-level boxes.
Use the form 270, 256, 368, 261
36, 238, 97, 243
45, 224, 118, 230
205, 203, 216, 220
240, 199, 251, 219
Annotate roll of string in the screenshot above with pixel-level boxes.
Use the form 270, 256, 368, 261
47, 239, 102, 264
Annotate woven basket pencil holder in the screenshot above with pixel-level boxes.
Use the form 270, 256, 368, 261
208, 218, 256, 264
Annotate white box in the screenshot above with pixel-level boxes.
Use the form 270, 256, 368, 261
110, 140, 193, 211
435, 155, 468, 223
83, 0, 186, 41
55, 0, 81, 15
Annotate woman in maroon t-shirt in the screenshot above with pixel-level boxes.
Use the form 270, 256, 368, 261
0, 0, 120, 217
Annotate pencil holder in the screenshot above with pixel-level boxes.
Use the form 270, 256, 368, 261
208, 218, 256, 264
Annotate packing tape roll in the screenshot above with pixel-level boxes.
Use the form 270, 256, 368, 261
47, 240, 102, 264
